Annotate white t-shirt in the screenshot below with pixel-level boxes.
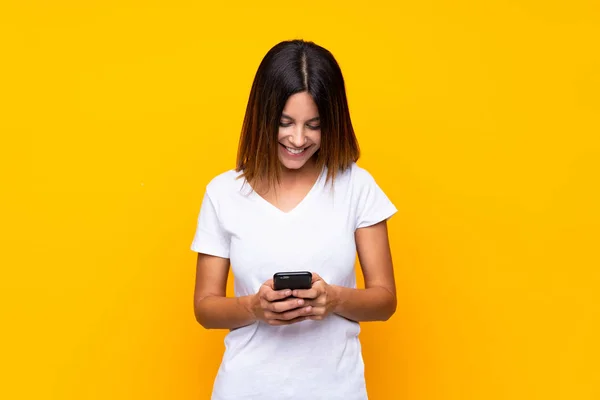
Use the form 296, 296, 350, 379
191, 162, 397, 400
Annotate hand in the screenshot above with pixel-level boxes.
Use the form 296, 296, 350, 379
249, 279, 314, 326
292, 273, 339, 321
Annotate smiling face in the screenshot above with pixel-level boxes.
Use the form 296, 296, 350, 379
277, 91, 321, 171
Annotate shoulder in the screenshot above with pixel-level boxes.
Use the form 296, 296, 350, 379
204, 169, 245, 199
334, 162, 377, 190
344, 163, 397, 228
325, 163, 382, 201
349, 162, 376, 185
339, 163, 393, 205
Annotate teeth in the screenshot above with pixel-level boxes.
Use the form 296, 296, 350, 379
286, 146, 305, 154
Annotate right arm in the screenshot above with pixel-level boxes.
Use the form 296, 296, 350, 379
193, 253, 312, 329
193, 253, 256, 329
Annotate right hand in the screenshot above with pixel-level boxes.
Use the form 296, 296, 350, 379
250, 279, 313, 326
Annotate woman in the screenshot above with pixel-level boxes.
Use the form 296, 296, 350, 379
191, 39, 397, 400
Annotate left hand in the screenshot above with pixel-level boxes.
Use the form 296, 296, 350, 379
292, 272, 339, 321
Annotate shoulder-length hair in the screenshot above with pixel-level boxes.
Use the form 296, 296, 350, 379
236, 39, 360, 191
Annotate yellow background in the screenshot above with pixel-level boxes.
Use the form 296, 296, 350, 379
1, 1, 599, 399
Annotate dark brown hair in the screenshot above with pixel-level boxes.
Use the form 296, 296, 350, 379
236, 39, 360, 191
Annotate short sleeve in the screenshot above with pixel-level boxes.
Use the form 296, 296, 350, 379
190, 189, 230, 258
354, 168, 398, 230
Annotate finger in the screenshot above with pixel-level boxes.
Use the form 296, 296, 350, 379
258, 279, 273, 297
258, 279, 275, 296
257, 280, 273, 295
305, 307, 327, 320
297, 298, 324, 308
271, 306, 313, 321
306, 306, 325, 316
270, 297, 306, 313
260, 296, 291, 313
263, 310, 285, 321
262, 288, 292, 302
292, 288, 319, 299
311, 272, 322, 283
260, 297, 272, 312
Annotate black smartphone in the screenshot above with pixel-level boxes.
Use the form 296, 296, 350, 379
273, 271, 312, 291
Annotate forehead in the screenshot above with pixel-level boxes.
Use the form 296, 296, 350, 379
281, 92, 319, 117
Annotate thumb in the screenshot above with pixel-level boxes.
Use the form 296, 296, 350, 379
311, 272, 322, 283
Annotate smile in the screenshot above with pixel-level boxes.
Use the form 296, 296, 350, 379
280, 143, 309, 155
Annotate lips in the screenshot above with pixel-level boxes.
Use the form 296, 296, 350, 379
279, 143, 309, 156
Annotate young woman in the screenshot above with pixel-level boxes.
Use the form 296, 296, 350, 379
191, 39, 397, 400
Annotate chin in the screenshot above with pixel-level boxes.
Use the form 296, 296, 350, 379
279, 159, 308, 170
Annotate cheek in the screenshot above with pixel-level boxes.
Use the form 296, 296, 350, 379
312, 132, 322, 147
277, 127, 287, 140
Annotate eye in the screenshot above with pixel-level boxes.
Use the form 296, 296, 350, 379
279, 122, 292, 127
307, 125, 321, 130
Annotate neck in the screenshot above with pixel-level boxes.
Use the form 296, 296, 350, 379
280, 158, 320, 185
251, 158, 321, 196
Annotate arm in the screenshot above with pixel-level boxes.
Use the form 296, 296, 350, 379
193, 253, 255, 329
332, 220, 397, 322
293, 220, 397, 322
194, 253, 313, 329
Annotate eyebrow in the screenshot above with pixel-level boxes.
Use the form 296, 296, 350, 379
281, 113, 320, 123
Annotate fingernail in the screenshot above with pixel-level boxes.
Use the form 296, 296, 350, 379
285, 290, 291, 296
297, 299, 304, 305
305, 306, 312, 312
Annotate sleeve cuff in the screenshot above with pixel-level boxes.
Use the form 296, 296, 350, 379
191, 229, 230, 258
356, 204, 398, 229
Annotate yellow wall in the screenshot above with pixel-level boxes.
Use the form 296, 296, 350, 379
1, 1, 599, 399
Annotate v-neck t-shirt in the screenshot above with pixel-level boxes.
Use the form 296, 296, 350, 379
191, 162, 397, 400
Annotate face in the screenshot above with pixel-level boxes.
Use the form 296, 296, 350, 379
277, 91, 321, 171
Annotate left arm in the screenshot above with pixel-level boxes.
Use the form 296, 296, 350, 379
293, 220, 397, 322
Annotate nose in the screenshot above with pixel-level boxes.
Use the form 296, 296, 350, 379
288, 125, 308, 148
